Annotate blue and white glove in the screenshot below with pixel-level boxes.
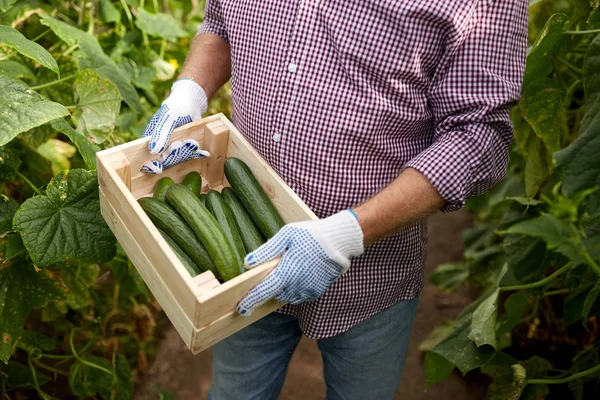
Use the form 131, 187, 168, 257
141, 78, 209, 173
237, 210, 364, 316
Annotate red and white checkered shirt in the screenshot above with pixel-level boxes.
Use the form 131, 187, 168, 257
199, 0, 527, 339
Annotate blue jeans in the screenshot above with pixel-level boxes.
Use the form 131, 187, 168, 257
207, 298, 419, 400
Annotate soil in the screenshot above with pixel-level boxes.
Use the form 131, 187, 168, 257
133, 210, 489, 400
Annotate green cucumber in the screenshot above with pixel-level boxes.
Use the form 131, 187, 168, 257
157, 229, 202, 276
221, 187, 265, 253
199, 193, 207, 206
138, 197, 217, 277
206, 190, 246, 269
224, 157, 285, 238
166, 184, 241, 281
153, 177, 174, 201
182, 171, 202, 196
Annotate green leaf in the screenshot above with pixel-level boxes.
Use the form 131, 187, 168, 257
39, 15, 142, 113
6, 234, 26, 260
480, 354, 526, 400
500, 214, 584, 265
101, 353, 134, 400
100, 0, 121, 23
20, 330, 56, 351
499, 291, 529, 334
135, 9, 188, 42
504, 235, 548, 283
0, 60, 35, 79
0, 0, 17, 12
68, 356, 113, 397
13, 169, 116, 267
37, 138, 76, 174
429, 262, 469, 292
469, 289, 499, 348
419, 322, 455, 352
0, 70, 69, 146
0, 261, 66, 363
0, 25, 58, 74
424, 351, 454, 389
520, 78, 565, 154
50, 119, 100, 170
0, 147, 22, 184
430, 318, 496, 375
524, 13, 569, 83
73, 69, 121, 143
62, 263, 99, 310
555, 34, 600, 197
582, 278, 600, 327
0, 196, 18, 235
1, 360, 50, 388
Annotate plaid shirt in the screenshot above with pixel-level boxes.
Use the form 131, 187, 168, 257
199, 0, 527, 339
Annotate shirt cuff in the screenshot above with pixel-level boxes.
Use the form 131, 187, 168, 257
196, 20, 229, 43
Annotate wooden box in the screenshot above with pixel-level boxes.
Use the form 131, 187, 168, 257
97, 114, 317, 353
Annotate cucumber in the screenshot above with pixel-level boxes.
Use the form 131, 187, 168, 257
199, 193, 207, 206
153, 177, 174, 201
138, 197, 217, 277
166, 184, 241, 281
221, 187, 265, 253
206, 190, 246, 269
182, 171, 202, 196
157, 228, 202, 276
224, 157, 285, 238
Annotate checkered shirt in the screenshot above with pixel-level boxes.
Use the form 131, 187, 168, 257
199, 0, 527, 339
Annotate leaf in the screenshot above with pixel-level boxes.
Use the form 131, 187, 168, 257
62, 263, 99, 310
13, 169, 116, 267
520, 78, 565, 155
469, 289, 499, 348
500, 214, 584, 266
100, 353, 134, 400
424, 351, 454, 389
430, 318, 496, 375
68, 356, 113, 397
499, 291, 530, 334
524, 13, 569, 83
135, 9, 188, 42
6, 234, 26, 260
1, 360, 50, 388
503, 235, 548, 283
519, 356, 551, 399
0, 70, 69, 146
37, 138, 76, 174
0, 0, 17, 12
582, 278, 600, 327
0, 196, 18, 235
73, 69, 121, 143
0, 147, 22, 184
50, 119, 100, 170
555, 34, 600, 197
0, 25, 58, 74
419, 322, 455, 352
100, 0, 121, 23
39, 15, 142, 113
429, 262, 470, 292
505, 197, 544, 206
0, 60, 35, 79
20, 330, 56, 351
0, 261, 66, 363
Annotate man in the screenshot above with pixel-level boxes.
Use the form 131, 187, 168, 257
143, 1, 527, 398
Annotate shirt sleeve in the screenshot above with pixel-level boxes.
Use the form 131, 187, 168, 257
404, 0, 527, 212
196, 0, 229, 42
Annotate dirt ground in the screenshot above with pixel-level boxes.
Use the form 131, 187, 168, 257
134, 210, 488, 400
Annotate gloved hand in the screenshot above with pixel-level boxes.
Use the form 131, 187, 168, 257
141, 78, 210, 173
237, 210, 364, 316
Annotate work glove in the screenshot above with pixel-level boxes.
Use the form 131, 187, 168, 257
237, 210, 364, 316
141, 78, 210, 174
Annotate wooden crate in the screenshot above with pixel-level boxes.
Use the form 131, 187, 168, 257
97, 114, 317, 353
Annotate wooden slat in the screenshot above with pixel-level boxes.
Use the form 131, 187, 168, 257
203, 120, 229, 187
191, 299, 283, 354
97, 155, 199, 319
107, 152, 132, 190
100, 191, 193, 347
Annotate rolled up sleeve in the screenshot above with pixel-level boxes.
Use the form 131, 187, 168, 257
404, 0, 527, 212
197, 0, 229, 42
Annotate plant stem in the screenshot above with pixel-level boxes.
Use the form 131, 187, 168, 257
565, 28, 600, 35
32, 29, 51, 42
41, 353, 74, 360
153, 0, 159, 11
543, 288, 571, 296
556, 56, 583, 75
30, 73, 77, 90
16, 171, 44, 195
526, 363, 600, 385
33, 359, 69, 376
500, 263, 573, 292
118, 0, 134, 27
159, 39, 166, 60
28, 355, 54, 400
62, 44, 79, 57
69, 330, 113, 375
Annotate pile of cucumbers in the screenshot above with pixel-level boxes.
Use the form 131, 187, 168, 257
138, 157, 285, 282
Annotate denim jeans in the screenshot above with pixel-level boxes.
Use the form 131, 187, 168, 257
207, 297, 419, 400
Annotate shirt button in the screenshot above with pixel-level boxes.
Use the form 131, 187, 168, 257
273, 131, 281, 142
287, 63, 298, 73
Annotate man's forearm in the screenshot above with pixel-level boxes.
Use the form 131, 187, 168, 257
178, 33, 231, 99
353, 168, 445, 246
